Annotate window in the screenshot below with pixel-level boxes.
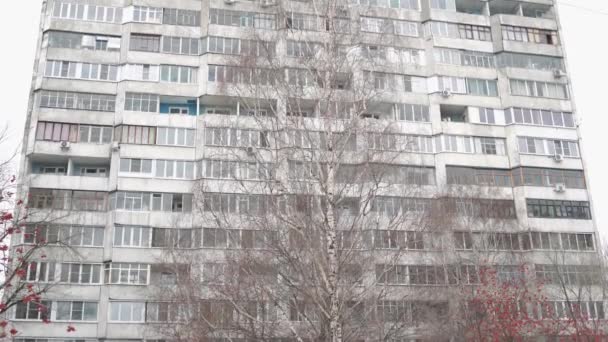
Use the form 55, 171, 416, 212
114, 125, 157, 145
113, 225, 152, 247
205, 36, 274, 57
26, 262, 55, 282
56, 301, 98, 321
446, 166, 512, 187
78, 167, 107, 177
286, 40, 319, 57
47, 31, 120, 51
205, 127, 269, 148
24, 225, 104, 247
109, 302, 145, 322
160, 65, 197, 84
510, 79, 569, 99
52, 1, 122, 23
517, 137, 579, 157
526, 199, 591, 220
156, 127, 195, 146
145, 302, 187, 322
29, 189, 107, 212
202, 228, 277, 249
435, 198, 516, 219
208, 65, 275, 86
535, 265, 600, 286
462, 51, 494, 68
435, 135, 505, 155
454, 232, 473, 250
201, 194, 272, 216
109, 192, 193, 212
495, 265, 525, 284
497, 53, 564, 71
511, 167, 585, 189
502, 25, 559, 45
104, 263, 149, 285
35, 122, 77, 142
478, 137, 501, 155
376, 264, 447, 285
44, 60, 76, 78
466, 78, 498, 96
162, 36, 200, 55
562, 233, 595, 251
202, 160, 271, 180
119, 158, 153, 174
209, 9, 276, 29
505, 108, 574, 128
356, 0, 419, 10
334, 164, 435, 185
483, 233, 521, 251
458, 24, 492, 41
361, 17, 419, 36
286, 12, 319, 31
129, 34, 160, 52
133, 6, 162, 23
155, 160, 196, 179
32, 165, 66, 175
58, 263, 102, 284
163, 8, 200, 26
479, 108, 496, 124
436, 76, 467, 93
124, 93, 158, 112
373, 230, 426, 250
14, 301, 51, 320
45, 60, 119, 81
74, 125, 112, 143
434, 48, 495, 68
370, 197, 432, 217
39, 90, 115, 112
368, 72, 422, 92
393, 104, 430, 122
151, 228, 201, 249
201, 263, 226, 284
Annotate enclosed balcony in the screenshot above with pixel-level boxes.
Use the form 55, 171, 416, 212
200, 95, 276, 117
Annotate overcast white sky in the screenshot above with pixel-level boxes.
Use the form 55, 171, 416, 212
0, 1, 605, 234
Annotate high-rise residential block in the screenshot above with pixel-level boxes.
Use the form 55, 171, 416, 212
11, 0, 601, 341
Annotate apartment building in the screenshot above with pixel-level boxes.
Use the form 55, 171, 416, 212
11, 0, 601, 340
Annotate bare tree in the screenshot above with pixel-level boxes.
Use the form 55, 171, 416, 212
149, 1, 456, 341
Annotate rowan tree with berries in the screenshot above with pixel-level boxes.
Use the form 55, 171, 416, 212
0, 126, 73, 338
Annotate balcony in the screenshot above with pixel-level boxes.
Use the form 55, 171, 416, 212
430, 0, 554, 22
489, 0, 555, 20
440, 105, 469, 123
30, 140, 112, 159
200, 95, 277, 117
29, 174, 108, 192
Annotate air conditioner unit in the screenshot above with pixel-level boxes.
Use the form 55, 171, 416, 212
441, 89, 452, 97
246, 146, 256, 155
60, 141, 70, 150
111, 141, 120, 152
552, 153, 564, 162
553, 183, 566, 193
224, 0, 237, 4
553, 69, 566, 78
261, 0, 276, 7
